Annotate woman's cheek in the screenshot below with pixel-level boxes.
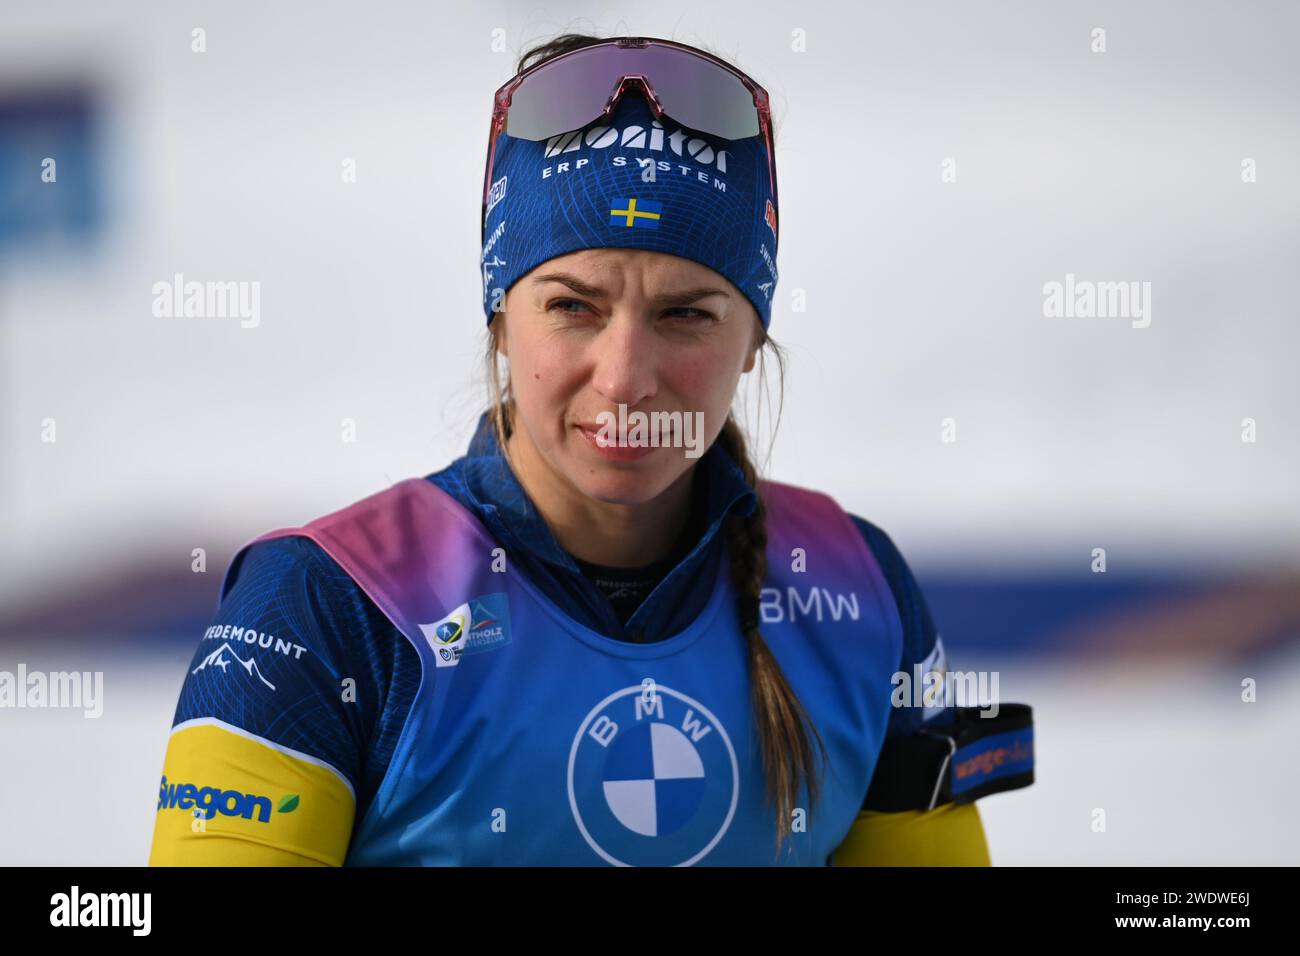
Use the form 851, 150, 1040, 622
533, 344, 587, 395
667, 355, 731, 412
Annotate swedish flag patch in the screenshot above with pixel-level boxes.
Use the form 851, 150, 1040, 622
609, 198, 662, 229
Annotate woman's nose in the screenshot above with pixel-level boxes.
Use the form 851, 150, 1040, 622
590, 314, 658, 407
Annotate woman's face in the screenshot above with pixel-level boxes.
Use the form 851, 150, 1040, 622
498, 247, 761, 508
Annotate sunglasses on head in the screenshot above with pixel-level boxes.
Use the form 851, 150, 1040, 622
481, 36, 778, 236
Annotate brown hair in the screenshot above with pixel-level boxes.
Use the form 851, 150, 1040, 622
485, 33, 825, 856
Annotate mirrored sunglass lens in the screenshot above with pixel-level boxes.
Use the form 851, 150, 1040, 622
632, 48, 759, 140
505, 47, 622, 140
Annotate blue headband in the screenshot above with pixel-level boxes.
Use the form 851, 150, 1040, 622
480, 93, 779, 329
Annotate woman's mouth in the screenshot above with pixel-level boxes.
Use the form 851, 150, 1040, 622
575, 422, 659, 462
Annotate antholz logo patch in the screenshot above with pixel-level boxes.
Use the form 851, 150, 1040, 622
418, 592, 512, 668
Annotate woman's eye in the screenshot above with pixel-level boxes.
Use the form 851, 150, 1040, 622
551, 299, 591, 315
664, 308, 713, 322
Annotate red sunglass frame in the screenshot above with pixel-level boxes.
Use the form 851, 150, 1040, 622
480, 36, 778, 242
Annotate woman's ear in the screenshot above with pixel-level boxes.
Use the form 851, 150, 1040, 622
742, 315, 763, 374
493, 314, 508, 358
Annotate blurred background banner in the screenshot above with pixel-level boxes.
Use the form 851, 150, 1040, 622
0, 82, 103, 250
0, 1, 1297, 865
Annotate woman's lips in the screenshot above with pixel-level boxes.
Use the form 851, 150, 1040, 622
575, 422, 658, 461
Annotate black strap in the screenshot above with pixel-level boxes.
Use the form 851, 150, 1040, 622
863, 703, 1034, 812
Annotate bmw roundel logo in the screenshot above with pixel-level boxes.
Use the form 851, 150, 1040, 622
568, 684, 738, 866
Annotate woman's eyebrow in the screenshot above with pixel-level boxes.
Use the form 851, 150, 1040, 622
657, 287, 731, 306
532, 272, 730, 305
531, 273, 607, 298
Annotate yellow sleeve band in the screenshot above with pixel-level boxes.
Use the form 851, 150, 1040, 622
830, 801, 992, 866
149, 720, 356, 867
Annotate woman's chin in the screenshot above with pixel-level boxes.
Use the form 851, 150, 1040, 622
566, 461, 674, 507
